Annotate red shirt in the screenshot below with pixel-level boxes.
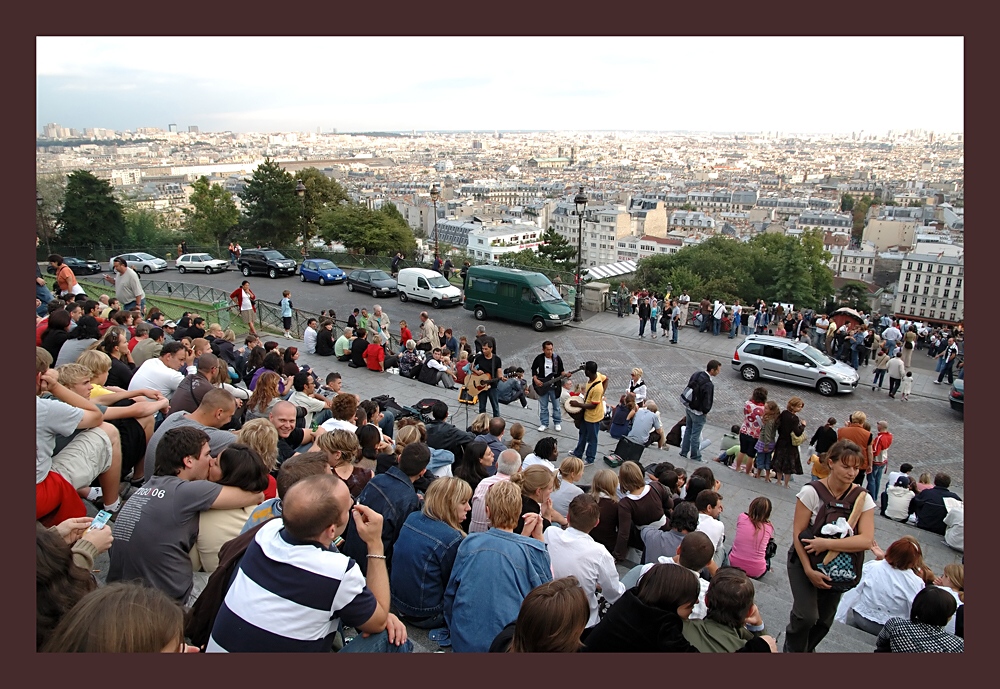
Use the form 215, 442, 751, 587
400, 326, 412, 344
128, 336, 142, 352
263, 474, 278, 501
36, 318, 49, 346
364, 342, 385, 371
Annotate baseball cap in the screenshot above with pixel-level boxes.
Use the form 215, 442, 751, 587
163, 320, 177, 328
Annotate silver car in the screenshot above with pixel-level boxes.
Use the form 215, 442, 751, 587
731, 334, 859, 396
113, 252, 169, 274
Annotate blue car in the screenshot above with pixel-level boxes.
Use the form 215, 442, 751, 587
299, 258, 346, 285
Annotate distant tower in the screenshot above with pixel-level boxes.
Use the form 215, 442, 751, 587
188, 125, 199, 133
168, 123, 178, 133
558, 146, 564, 158
570, 147, 576, 164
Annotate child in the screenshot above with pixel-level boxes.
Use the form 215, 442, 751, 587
727, 496, 775, 578
900, 371, 914, 400
715, 442, 740, 467
808, 452, 829, 481
753, 401, 780, 482
279, 290, 293, 338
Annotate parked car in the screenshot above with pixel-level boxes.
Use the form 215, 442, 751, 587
462, 265, 571, 331
397, 267, 463, 308
237, 248, 297, 279
46, 257, 102, 275
299, 258, 346, 285
176, 252, 228, 274
346, 269, 397, 297
112, 252, 169, 274
731, 334, 859, 396
949, 378, 964, 415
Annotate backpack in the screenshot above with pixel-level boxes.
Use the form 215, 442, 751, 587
794, 481, 867, 592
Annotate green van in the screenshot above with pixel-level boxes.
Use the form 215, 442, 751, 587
463, 265, 572, 331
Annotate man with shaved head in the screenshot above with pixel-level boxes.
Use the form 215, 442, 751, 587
207, 474, 412, 653
145, 388, 239, 465
270, 399, 325, 464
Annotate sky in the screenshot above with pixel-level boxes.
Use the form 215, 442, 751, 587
37, 36, 964, 136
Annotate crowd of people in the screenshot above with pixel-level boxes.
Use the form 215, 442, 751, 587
35, 271, 964, 654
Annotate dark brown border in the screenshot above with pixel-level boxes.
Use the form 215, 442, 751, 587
18, 3, 980, 677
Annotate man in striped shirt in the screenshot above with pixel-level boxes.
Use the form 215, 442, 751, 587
206, 473, 412, 653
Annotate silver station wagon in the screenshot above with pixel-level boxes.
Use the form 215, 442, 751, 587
731, 334, 859, 396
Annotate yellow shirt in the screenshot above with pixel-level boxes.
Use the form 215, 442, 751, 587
808, 453, 830, 478
90, 384, 113, 398
583, 374, 606, 423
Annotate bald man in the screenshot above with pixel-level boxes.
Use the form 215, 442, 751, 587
145, 388, 238, 467
207, 474, 412, 653
270, 399, 325, 463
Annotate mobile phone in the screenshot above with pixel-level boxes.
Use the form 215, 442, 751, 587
88, 510, 112, 531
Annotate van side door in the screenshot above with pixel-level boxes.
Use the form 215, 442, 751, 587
416, 275, 429, 302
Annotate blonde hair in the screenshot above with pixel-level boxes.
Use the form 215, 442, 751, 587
37, 346, 53, 374
469, 413, 491, 435
507, 422, 526, 452
422, 476, 473, 535
943, 564, 964, 602
224, 329, 236, 343
485, 480, 522, 530
632, 367, 643, 378
237, 418, 280, 472
458, 351, 469, 362
56, 363, 91, 387
558, 456, 584, 482
918, 472, 932, 485
590, 470, 619, 502
315, 429, 361, 466
510, 465, 556, 498
849, 410, 867, 425
76, 349, 113, 377
787, 396, 805, 412
618, 461, 646, 492
394, 424, 425, 454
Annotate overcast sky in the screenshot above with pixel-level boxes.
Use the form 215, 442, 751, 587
37, 36, 964, 135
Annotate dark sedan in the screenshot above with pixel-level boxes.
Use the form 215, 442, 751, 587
46, 257, 103, 275
949, 378, 963, 415
346, 269, 398, 297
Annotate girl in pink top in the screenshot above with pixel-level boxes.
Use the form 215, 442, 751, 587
727, 497, 774, 579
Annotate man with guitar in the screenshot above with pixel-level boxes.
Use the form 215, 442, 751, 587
469, 341, 505, 417
531, 341, 572, 433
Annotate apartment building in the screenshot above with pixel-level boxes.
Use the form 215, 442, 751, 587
549, 202, 632, 267
892, 250, 964, 326
668, 210, 717, 233
797, 211, 852, 231
863, 218, 919, 252
466, 222, 545, 263
616, 234, 684, 262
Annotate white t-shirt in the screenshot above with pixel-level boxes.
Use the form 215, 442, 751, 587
522, 453, 556, 472
796, 483, 876, 526
635, 557, 709, 620
303, 327, 318, 355
128, 357, 185, 399
319, 418, 357, 434
36, 397, 85, 483
241, 291, 253, 311
697, 512, 726, 552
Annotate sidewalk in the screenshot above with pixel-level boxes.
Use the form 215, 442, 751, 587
567, 311, 954, 403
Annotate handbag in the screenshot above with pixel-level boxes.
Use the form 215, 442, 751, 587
764, 537, 777, 560
791, 430, 807, 446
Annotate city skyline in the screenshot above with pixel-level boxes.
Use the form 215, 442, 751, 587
37, 36, 963, 136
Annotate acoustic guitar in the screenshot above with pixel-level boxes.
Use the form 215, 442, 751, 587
532, 364, 584, 396
465, 372, 505, 396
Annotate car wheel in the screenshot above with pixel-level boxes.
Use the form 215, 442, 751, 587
300, 273, 306, 282
740, 365, 759, 382
319, 277, 326, 286
178, 265, 186, 274
347, 282, 355, 292
399, 291, 408, 302
268, 268, 277, 279
432, 298, 441, 308
46, 266, 55, 274
474, 305, 487, 321
241, 265, 251, 277
532, 317, 545, 332
817, 379, 836, 396
143, 265, 151, 274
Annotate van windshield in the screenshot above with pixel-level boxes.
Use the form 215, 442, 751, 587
533, 283, 563, 303
427, 275, 451, 288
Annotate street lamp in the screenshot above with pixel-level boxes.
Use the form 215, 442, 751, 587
573, 185, 587, 322
295, 180, 307, 260
430, 183, 440, 267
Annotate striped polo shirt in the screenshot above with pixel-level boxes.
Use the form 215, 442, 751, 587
206, 518, 376, 653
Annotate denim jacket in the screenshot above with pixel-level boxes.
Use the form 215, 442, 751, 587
443, 529, 552, 653
341, 465, 419, 575
390, 511, 464, 619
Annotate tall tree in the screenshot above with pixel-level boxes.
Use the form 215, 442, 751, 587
57, 170, 126, 247
317, 202, 417, 257
123, 206, 173, 250
238, 158, 300, 247
36, 173, 66, 253
838, 281, 869, 310
294, 168, 349, 249
536, 227, 577, 272
840, 192, 855, 212
184, 176, 240, 250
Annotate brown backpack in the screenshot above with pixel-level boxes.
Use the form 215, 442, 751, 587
795, 480, 866, 591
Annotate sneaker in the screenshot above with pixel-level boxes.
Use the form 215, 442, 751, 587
554, 423, 562, 432
933, 380, 942, 385
538, 425, 548, 432
678, 453, 688, 459
585, 457, 595, 465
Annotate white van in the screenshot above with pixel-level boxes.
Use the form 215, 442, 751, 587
397, 267, 464, 308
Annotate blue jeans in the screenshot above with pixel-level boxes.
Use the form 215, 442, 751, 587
851, 348, 859, 370
729, 318, 740, 338
538, 389, 561, 427
872, 369, 887, 388
340, 629, 413, 654
124, 297, 146, 314
638, 318, 648, 336
650, 317, 657, 336
670, 321, 678, 343
379, 410, 396, 439
573, 420, 600, 463
478, 387, 500, 417
36, 282, 54, 316
699, 315, 710, 333
866, 464, 886, 502
712, 318, 721, 336
680, 409, 706, 461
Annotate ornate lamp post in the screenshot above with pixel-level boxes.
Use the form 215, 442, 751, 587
430, 183, 440, 265
573, 185, 587, 322
295, 180, 307, 260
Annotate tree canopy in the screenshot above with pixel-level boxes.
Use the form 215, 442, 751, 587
537, 227, 577, 272
56, 170, 126, 246
631, 232, 834, 309
237, 158, 301, 247
316, 201, 417, 257
294, 168, 349, 248
183, 176, 240, 249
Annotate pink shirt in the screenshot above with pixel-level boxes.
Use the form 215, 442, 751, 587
727, 512, 774, 579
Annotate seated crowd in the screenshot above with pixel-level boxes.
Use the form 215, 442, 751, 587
35, 293, 963, 654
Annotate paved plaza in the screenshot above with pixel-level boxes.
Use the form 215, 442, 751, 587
89, 303, 964, 653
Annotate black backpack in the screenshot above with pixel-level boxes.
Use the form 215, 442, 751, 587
794, 481, 867, 592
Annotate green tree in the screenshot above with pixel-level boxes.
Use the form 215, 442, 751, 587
294, 168, 349, 249
536, 228, 577, 272
57, 170, 126, 247
238, 158, 300, 247
123, 206, 173, 249
36, 173, 66, 254
184, 176, 239, 251
838, 281, 869, 310
317, 202, 417, 257
851, 194, 875, 243
840, 192, 855, 212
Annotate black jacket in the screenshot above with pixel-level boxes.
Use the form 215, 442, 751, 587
425, 420, 475, 463
582, 590, 699, 653
315, 329, 336, 356
638, 302, 651, 320
350, 337, 368, 367
686, 370, 715, 415
909, 485, 962, 535
530, 352, 565, 390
